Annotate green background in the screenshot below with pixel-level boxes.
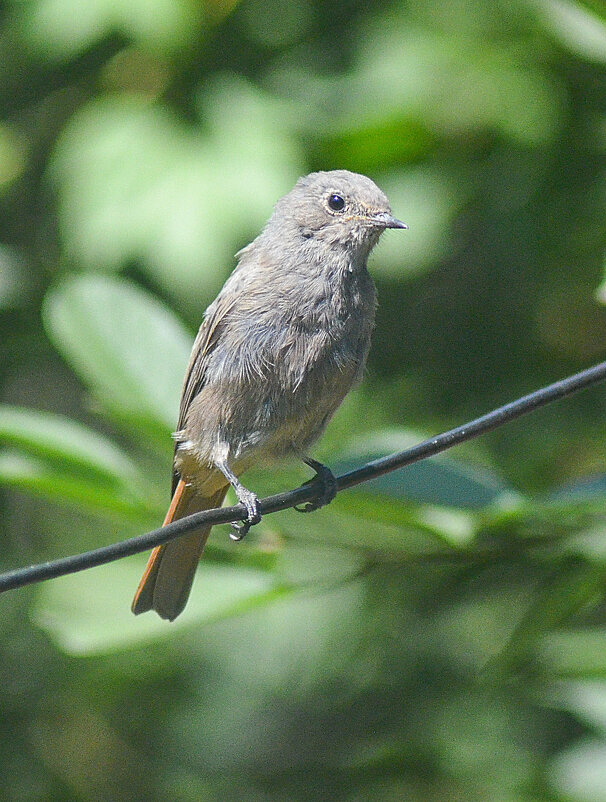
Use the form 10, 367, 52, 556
1, 0, 606, 799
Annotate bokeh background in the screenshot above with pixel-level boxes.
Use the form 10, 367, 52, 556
1, 0, 606, 799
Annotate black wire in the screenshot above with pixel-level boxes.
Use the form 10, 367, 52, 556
1, 359, 605, 594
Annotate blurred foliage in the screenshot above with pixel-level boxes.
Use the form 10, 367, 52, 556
0, 0, 606, 799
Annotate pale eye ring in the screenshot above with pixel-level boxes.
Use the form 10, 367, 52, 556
328, 193, 345, 212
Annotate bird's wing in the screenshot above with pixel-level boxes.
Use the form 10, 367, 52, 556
176, 291, 236, 434
176, 244, 262, 433
171, 291, 236, 493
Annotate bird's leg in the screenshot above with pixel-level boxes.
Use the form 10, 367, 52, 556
214, 458, 261, 541
295, 457, 338, 513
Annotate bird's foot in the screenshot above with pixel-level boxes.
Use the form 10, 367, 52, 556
295, 458, 338, 513
230, 487, 261, 541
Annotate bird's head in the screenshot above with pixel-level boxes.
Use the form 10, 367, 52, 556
268, 170, 407, 258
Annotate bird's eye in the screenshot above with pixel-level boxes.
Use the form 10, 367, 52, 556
328, 193, 345, 212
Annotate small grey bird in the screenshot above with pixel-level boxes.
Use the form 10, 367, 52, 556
132, 169, 406, 620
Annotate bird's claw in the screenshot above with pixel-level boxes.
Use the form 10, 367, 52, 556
229, 489, 261, 541
229, 521, 250, 541
295, 461, 338, 513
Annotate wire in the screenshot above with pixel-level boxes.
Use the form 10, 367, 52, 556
1, 359, 605, 594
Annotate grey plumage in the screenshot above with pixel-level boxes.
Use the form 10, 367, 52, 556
132, 169, 406, 620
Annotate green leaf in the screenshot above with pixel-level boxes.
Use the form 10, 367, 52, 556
275, 22, 561, 146
32, 559, 291, 655
0, 404, 143, 488
549, 680, 606, 733
333, 490, 477, 548
550, 474, 606, 502
274, 542, 364, 586
43, 274, 191, 436
491, 562, 606, 673
538, 0, 606, 64
277, 502, 455, 557
0, 451, 156, 519
336, 429, 518, 509
538, 629, 606, 678
49, 86, 303, 311
374, 167, 462, 277
15, 0, 202, 61
550, 737, 606, 802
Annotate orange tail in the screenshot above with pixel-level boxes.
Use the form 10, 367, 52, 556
131, 479, 228, 621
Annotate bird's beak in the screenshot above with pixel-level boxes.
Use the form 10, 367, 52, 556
369, 212, 408, 230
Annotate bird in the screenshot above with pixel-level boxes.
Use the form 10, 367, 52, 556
132, 169, 407, 620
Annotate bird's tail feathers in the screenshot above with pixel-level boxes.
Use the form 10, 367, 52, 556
131, 479, 227, 621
